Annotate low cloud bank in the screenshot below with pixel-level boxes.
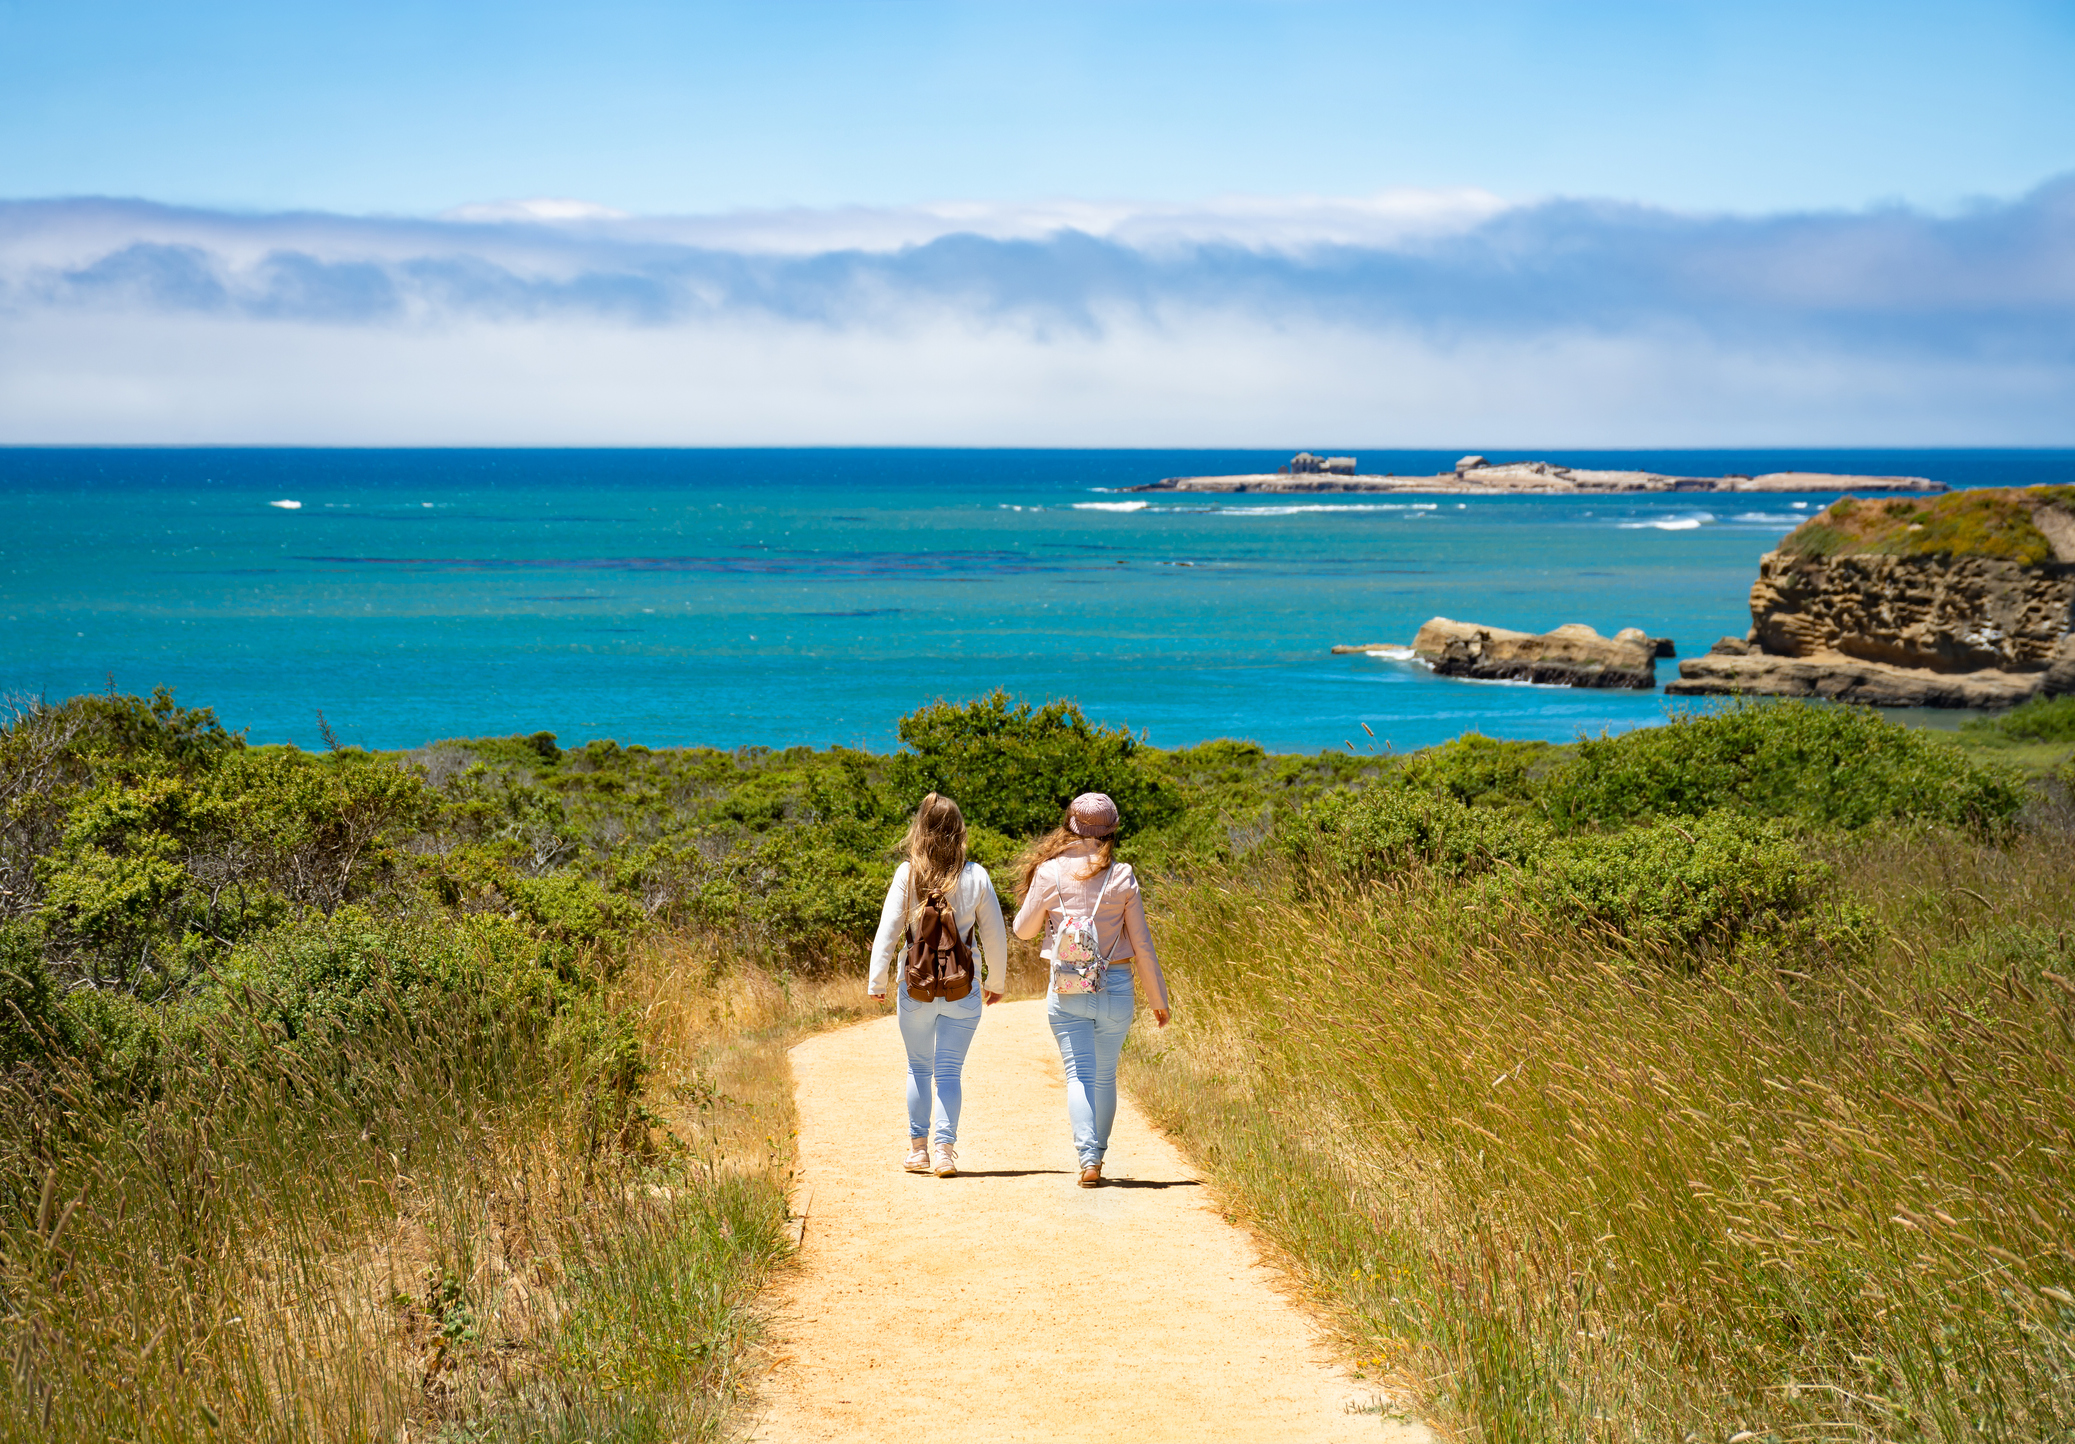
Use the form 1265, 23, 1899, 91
2, 183, 2070, 445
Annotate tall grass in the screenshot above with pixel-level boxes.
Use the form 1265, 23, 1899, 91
1128, 828, 2075, 1442
0, 933, 866, 1444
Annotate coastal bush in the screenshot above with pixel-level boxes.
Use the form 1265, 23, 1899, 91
24, 734, 433, 1001
0, 921, 74, 1070
1538, 700, 2024, 832
889, 690, 1182, 839
1393, 731, 1550, 805
219, 908, 562, 1050
1515, 811, 1875, 963
1962, 692, 2075, 745
739, 819, 899, 966
1283, 787, 1547, 884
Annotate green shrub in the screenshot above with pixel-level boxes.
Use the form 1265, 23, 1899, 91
71, 686, 243, 774
0, 922, 75, 1070
889, 691, 1182, 839
219, 908, 562, 1050
1284, 787, 1548, 883
739, 820, 898, 965
1961, 693, 2075, 745
1394, 732, 1550, 805
1538, 701, 2024, 832
1510, 811, 1876, 963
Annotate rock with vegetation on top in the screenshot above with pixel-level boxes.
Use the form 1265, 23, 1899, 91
1669, 486, 2075, 707
1411, 617, 1657, 690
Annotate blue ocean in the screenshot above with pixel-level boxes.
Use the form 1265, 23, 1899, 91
4, 448, 2071, 754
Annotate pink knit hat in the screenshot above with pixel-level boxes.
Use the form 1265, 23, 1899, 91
1066, 792, 1120, 838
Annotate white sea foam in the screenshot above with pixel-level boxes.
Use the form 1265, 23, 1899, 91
1211, 502, 1434, 516
1616, 513, 1713, 531
267, 499, 301, 509
1792, 501, 1810, 508
1365, 646, 1418, 661
1731, 512, 1804, 525
1072, 500, 1150, 512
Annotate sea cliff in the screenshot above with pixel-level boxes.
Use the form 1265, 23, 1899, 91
1669, 486, 2075, 707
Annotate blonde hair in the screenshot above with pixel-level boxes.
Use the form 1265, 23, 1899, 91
904, 793, 968, 925
1016, 822, 1114, 901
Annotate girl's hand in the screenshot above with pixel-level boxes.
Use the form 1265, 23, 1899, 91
1153, 1008, 1171, 1028
869, 992, 886, 1001
983, 990, 1004, 1005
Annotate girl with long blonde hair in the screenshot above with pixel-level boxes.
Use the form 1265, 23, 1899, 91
1012, 792, 1169, 1187
867, 792, 1007, 1177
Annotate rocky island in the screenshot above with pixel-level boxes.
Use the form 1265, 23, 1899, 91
1333, 618, 1668, 690
1136, 453, 1946, 496
1669, 486, 2075, 708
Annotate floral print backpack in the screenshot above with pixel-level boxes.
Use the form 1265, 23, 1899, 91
1045, 864, 1116, 995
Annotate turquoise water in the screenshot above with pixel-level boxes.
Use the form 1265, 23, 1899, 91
3, 448, 2070, 753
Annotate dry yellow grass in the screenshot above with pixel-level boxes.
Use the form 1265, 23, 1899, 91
0, 932, 876, 1444
1126, 827, 2075, 1443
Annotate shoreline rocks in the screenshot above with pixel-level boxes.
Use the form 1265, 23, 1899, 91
1668, 487, 2075, 709
1135, 457, 1945, 496
1666, 654, 2047, 708
1411, 618, 1658, 690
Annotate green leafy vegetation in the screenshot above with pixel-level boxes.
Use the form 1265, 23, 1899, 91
1963, 692, 2075, 745
3, 684, 2065, 1442
1779, 486, 2075, 566
1536, 699, 2025, 831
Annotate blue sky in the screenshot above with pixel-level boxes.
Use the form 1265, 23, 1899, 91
5, 0, 2070, 216
1, 1, 2071, 444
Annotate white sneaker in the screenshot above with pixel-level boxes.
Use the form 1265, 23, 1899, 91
932, 1144, 958, 1178
903, 1143, 930, 1173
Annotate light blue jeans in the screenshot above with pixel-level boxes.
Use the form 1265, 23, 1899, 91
897, 987, 983, 1146
1046, 966, 1136, 1168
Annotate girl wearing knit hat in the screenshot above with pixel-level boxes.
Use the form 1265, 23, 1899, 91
1011, 792, 1170, 1187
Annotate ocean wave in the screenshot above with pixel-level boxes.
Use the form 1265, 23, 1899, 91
1072, 500, 1150, 512
1730, 512, 1805, 525
1616, 513, 1713, 531
267, 499, 301, 509
1365, 646, 1419, 661
1210, 502, 1439, 516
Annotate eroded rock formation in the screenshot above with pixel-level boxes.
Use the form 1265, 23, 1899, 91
1411, 618, 1657, 690
1669, 487, 2075, 708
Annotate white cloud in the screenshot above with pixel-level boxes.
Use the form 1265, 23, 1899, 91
0, 182, 2070, 444
440, 198, 632, 223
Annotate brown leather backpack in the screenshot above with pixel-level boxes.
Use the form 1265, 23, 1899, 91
905, 888, 976, 1002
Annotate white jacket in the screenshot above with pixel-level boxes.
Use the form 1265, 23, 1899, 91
867, 861, 1009, 998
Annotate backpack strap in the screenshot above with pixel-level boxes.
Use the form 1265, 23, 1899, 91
1089, 864, 1118, 962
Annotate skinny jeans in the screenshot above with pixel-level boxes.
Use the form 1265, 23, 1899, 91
1045, 966, 1136, 1167
897, 986, 983, 1146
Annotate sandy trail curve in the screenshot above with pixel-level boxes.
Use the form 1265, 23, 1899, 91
749, 999, 1429, 1443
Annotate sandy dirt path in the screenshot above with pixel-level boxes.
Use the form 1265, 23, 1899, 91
749, 999, 1429, 1443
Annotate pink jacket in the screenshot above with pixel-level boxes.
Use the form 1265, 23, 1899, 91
1011, 841, 1168, 1012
